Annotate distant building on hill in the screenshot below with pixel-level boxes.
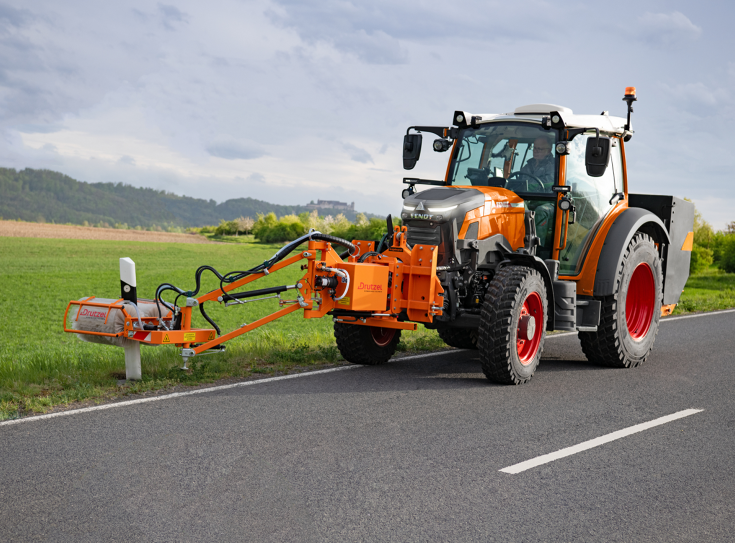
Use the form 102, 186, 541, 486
306, 200, 355, 211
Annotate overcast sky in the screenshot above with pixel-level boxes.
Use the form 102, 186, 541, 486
1, 0, 733, 228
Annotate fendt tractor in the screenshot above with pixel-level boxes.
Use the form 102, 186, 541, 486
64, 88, 694, 384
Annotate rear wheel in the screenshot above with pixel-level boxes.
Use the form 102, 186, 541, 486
436, 325, 478, 350
579, 232, 663, 368
334, 322, 401, 365
478, 266, 548, 384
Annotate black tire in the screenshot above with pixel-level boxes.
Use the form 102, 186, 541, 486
436, 325, 478, 350
478, 266, 548, 385
579, 232, 663, 368
334, 322, 401, 365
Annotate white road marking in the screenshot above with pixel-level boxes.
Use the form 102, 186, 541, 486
0, 350, 458, 427
499, 408, 703, 474
2, 309, 731, 427
661, 308, 735, 322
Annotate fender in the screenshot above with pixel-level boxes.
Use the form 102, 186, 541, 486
593, 207, 670, 296
498, 254, 556, 331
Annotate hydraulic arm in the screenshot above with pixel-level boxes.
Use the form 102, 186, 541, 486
64, 226, 444, 365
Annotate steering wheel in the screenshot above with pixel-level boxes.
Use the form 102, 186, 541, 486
506, 171, 547, 192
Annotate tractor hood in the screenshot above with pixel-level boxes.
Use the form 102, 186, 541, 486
401, 187, 484, 224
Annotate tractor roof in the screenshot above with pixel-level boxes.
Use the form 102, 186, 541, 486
456, 103, 628, 135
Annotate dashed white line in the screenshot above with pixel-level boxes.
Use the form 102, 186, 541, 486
499, 408, 704, 474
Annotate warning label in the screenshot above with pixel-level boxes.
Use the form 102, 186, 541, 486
163, 334, 170, 343
337, 296, 350, 306
208, 331, 215, 340
184, 332, 196, 342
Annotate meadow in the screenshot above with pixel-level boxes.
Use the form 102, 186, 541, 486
1, 235, 733, 420
0, 236, 445, 419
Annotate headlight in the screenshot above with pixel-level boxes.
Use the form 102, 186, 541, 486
402, 204, 416, 211
427, 205, 457, 213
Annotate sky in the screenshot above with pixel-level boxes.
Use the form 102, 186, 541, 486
1, 0, 733, 228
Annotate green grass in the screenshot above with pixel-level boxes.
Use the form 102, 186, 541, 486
2, 237, 733, 420
0, 237, 444, 420
673, 266, 735, 314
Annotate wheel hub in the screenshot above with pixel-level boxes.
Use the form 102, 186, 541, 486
518, 315, 536, 341
625, 262, 655, 340
517, 292, 543, 365
371, 327, 396, 347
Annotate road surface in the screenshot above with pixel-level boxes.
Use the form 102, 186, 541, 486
1, 311, 734, 542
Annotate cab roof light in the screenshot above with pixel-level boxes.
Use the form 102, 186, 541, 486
623, 86, 637, 139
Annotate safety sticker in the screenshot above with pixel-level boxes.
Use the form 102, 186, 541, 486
163, 334, 170, 343
184, 332, 196, 342
337, 296, 351, 306
208, 331, 215, 340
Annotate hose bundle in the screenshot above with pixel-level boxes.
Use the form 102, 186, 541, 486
154, 231, 356, 336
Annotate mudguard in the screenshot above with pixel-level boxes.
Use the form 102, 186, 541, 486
498, 254, 557, 331
593, 207, 670, 297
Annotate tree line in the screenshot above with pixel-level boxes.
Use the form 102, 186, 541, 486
0, 167, 375, 229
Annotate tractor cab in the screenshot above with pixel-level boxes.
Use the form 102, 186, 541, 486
402, 104, 627, 275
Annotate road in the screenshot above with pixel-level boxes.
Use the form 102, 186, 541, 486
1, 311, 734, 542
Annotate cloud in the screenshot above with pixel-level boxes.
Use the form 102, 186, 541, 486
117, 155, 135, 165
245, 172, 265, 183
661, 82, 730, 108
633, 11, 701, 47
157, 3, 188, 31
342, 142, 373, 163
206, 139, 268, 160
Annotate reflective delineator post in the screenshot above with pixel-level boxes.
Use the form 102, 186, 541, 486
120, 257, 142, 381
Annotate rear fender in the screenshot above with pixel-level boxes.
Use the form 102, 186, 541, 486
593, 208, 670, 296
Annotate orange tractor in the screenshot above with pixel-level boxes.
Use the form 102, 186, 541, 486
64, 88, 694, 384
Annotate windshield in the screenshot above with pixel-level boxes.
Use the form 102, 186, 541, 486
446, 122, 558, 194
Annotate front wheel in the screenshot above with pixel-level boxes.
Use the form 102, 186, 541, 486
478, 266, 548, 385
334, 322, 401, 365
579, 232, 663, 368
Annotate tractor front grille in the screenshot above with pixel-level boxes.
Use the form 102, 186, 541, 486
406, 225, 441, 247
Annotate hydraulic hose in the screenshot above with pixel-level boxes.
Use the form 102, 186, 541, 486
199, 302, 221, 336
358, 251, 383, 263
154, 230, 357, 335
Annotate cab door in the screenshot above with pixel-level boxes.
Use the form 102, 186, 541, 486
557, 134, 622, 275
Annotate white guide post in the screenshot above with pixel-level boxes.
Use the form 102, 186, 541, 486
120, 257, 142, 381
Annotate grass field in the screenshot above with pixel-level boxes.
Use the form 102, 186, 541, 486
1, 236, 733, 420
0, 237, 445, 419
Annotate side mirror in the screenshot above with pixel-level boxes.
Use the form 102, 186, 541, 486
585, 136, 610, 177
403, 134, 422, 170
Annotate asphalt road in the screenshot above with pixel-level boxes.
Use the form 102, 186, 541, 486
2, 311, 734, 542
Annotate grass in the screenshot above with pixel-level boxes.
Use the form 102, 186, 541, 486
1, 237, 733, 420
673, 265, 735, 314
0, 237, 444, 420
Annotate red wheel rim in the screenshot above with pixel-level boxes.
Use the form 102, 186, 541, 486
516, 292, 543, 365
625, 262, 655, 340
371, 327, 396, 347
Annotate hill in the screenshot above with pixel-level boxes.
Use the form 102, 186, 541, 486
0, 168, 377, 228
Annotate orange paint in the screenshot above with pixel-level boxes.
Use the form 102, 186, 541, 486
681, 231, 694, 251
559, 200, 629, 295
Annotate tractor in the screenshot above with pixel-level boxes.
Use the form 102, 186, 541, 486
395, 87, 693, 383
64, 87, 694, 385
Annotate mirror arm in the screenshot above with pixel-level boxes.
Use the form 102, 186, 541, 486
406, 126, 451, 139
